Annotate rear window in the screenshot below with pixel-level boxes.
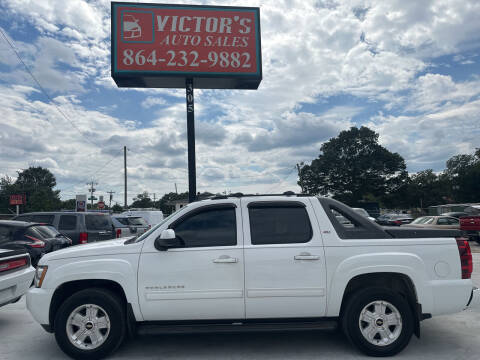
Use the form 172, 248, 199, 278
127, 217, 147, 226
85, 215, 112, 230
115, 217, 148, 226
28, 225, 59, 239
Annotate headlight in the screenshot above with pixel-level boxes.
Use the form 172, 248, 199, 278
34, 266, 48, 288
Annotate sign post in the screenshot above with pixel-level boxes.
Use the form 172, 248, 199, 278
111, 3, 262, 202
186, 78, 196, 202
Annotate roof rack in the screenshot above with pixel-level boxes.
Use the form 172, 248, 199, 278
209, 191, 310, 200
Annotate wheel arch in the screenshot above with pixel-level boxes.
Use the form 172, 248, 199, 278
49, 279, 135, 332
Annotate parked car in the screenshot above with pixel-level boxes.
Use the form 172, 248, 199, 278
404, 216, 460, 229
352, 207, 376, 221
112, 215, 149, 238
28, 195, 478, 359
460, 206, 480, 244
375, 214, 414, 226
14, 212, 115, 245
0, 221, 71, 266
0, 248, 35, 307
120, 209, 164, 226
441, 212, 469, 218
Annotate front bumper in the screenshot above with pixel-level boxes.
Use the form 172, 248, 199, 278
466, 287, 480, 309
26, 287, 54, 326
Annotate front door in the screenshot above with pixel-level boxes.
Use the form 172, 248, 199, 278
242, 198, 327, 319
138, 201, 245, 321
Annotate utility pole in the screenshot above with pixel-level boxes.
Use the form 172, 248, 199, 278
87, 180, 98, 209
107, 190, 115, 208
124, 146, 127, 209
175, 183, 178, 194
152, 193, 156, 203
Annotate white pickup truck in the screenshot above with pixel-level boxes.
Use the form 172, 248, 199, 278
27, 195, 479, 359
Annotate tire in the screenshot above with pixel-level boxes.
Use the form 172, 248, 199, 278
341, 287, 414, 357
54, 288, 126, 360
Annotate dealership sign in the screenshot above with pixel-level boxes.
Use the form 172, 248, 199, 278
111, 2, 262, 89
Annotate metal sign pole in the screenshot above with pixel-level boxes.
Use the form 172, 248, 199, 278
186, 78, 196, 203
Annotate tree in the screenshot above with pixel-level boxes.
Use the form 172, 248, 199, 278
0, 167, 61, 213
130, 192, 154, 208
297, 127, 407, 205
443, 152, 480, 203
157, 192, 189, 215
111, 203, 124, 213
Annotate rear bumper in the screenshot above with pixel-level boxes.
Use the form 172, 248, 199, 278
0, 266, 35, 307
466, 287, 480, 309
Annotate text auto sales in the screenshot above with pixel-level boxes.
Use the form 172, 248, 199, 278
121, 15, 255, 70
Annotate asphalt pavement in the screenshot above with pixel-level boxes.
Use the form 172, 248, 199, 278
1, 248, 479, 360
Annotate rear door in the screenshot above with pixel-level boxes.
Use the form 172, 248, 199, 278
84, 214, 114, 242
242, 198, 327, 319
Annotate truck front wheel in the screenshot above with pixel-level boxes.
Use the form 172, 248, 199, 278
342, 287, 414, 357
54, 288, 126, 359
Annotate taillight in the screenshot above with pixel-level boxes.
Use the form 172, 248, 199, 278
79, 232, 88, 244
0, 257, 28, 273
116, 229, 122, 238
393, 220, 402, 225
24, 235, 46, 248
456, 237, 473, 279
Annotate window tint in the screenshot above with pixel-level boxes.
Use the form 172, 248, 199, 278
59, 215, 77, 230
172, 207, 236, 247
31, 215, 55, 224
249, 205, 312, 245
0, 226, 13, 243
449, 218, 459, 224
85, 215, 112, 230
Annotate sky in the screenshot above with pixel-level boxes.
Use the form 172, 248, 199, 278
0, 0, 479, 205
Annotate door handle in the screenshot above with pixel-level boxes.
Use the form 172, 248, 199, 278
294, 252, 320, 261
213, 255, 238, 263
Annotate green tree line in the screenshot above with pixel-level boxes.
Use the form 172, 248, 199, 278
297, 126, 480, 208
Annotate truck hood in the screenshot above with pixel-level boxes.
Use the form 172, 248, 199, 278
40, 237, 138, 262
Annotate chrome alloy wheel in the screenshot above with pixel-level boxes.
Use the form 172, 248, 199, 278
359, 300, 403, 346
66, 304, 111, 350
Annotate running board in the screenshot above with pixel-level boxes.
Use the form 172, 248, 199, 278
137, 319, 338, 336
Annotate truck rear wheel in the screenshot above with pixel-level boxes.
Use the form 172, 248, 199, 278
342, 287, 414, 357
54, 288, 126, 360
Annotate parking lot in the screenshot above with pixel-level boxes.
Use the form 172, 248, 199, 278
1, 246, 479, 360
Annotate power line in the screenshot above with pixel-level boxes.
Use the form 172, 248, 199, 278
58, 148, 124, 193
0, 27, 100, 148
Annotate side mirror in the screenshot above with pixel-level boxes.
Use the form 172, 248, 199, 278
154, 229, 181, 251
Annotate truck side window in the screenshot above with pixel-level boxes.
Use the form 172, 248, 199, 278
59, 215, 77, 230
248, 205, 312, 245
172, 207, 237, 247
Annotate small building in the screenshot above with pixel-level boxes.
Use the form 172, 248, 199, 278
166, 192, 214, 212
